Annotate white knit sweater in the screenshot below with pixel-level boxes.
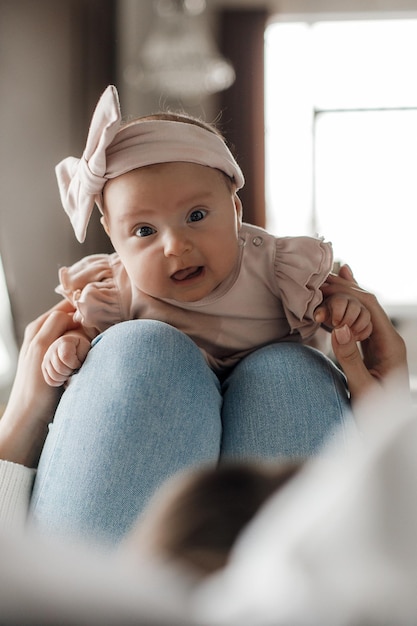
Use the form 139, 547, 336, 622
0, 460, 34, 530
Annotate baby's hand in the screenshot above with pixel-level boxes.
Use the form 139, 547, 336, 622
314, 293, 372, 341
42, 331, 91, 387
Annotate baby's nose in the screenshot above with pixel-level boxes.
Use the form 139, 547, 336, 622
163, 229, 192, 257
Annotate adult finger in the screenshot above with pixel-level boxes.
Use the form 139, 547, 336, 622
24, 307, 79, 355
331, 325, 378, 400
22, 300, 76, 343
337, 264, 356, 282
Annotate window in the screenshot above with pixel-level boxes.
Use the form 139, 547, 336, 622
265, 18, 417, 315
0, 256, 17, 403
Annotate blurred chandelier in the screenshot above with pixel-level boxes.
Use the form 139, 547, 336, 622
124, 0, 235, 101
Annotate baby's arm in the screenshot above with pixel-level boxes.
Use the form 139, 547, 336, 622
314, 286, 373, 342
41, 329, 92, 387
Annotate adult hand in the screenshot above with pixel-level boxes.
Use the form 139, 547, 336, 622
321, 265, 409, 402
314, 291, 372, 341
0, 300, 79, 467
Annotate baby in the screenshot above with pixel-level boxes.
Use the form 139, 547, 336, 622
42, 85, 371, 386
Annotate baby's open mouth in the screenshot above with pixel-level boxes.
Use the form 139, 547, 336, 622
172, 266, 203, 282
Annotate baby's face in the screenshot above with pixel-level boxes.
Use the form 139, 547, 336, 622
102, 162, 242, 302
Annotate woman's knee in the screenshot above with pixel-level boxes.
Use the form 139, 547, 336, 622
93, 319, 195, 352
236, 342, 346, 387
75, 320, 220, 405
221, 342, 351, 458
223, 341, 350, 425
90, 320, 202, 371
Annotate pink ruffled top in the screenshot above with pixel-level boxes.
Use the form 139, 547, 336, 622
56, 223, 333, 375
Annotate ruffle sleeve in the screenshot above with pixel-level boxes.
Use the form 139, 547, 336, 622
274, 236, 333, 339
55, 253, 132, 338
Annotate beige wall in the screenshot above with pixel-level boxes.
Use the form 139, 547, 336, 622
0, 0, 114, 346
0, 1, 77, 341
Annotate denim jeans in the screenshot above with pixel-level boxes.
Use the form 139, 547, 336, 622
30, 320, 350, 545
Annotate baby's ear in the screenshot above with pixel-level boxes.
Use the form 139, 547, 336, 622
100, 215, 110, 237
234, 193, 243, 227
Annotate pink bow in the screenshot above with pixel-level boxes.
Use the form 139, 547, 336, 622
55, 85, 121, 243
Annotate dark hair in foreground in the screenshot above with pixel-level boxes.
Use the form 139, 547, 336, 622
148, 460, 302, 576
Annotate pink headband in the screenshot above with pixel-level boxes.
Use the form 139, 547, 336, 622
56, 85, 244, 242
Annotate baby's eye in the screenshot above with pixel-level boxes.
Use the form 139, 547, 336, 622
188, 209, 207, 223
135, 225, 156, 238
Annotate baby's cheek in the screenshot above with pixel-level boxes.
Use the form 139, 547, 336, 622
135, 265, 166, 298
